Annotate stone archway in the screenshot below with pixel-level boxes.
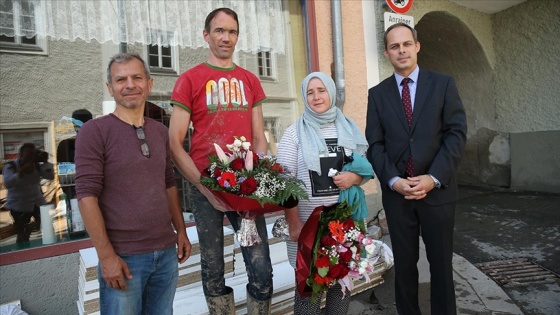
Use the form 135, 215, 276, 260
416, 12, 510, 187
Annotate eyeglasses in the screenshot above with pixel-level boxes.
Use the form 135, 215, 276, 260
133, 125, 150, 158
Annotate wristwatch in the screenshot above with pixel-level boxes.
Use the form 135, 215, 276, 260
429, 174, 441, 189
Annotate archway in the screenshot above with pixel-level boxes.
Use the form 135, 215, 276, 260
416, 12, 509, 186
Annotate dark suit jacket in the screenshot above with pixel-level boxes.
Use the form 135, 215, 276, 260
366, 69, 467, 206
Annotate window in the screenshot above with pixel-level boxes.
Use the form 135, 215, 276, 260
263, 117, 281, 141
263, 117, 281, 154
0, 0, 46, 53
0, 122, 61, 254
146, 30, 177, 74
257, 51, 275, 80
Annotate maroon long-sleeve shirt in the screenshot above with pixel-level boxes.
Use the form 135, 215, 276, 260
75, 114, 177, 255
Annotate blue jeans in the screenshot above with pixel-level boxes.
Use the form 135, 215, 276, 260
189, 184, 273, 301
98, 246, 178, 315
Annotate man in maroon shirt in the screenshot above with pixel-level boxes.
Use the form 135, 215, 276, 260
75, 53, 191, 314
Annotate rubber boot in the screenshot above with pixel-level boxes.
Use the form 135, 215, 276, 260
205, 286, 235, 315
246, 290, 271, 315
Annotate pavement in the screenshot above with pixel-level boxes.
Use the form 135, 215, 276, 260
345, 185, 560, 315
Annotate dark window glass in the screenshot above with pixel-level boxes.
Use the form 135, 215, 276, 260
21, 34, 36, 45
149, 55, 159, 67
0, 34, 15, 43
162, 56, 172, 68
161, 45, 171, 57
147, 33, 174, 70
148, 44, 158, 55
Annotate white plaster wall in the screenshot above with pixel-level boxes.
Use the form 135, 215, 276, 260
493, 0, 560, 132
1, 42, 296, 124
0, 39, 105, 123
511, 131, 560, 193
0, 253, 80, 315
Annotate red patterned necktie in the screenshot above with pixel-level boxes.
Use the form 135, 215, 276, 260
401, 77, 414, 177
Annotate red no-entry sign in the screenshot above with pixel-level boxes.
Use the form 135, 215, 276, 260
386, 0, 414, 14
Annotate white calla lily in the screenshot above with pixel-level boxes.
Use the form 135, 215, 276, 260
213, 143, 229, 164
245, 150, 254, 171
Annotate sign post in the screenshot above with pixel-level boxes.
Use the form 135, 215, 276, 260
384, 12, 414, 30
385, 0, 414, 14
384, 0, 415, 30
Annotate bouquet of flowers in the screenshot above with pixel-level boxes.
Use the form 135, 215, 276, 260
297, 202, 381, 301
200, 136, 308, 246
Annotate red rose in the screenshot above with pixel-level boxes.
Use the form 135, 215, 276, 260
271, 163, 283, 173
327, 263, 349, 279
252, 154, 259, 165
343, 219, 355, 231
314, 272, 332, 285
338, 263, 350, 278
339, 250, 352, 263
240, 177, 258, 195
231, 158, 245, 171
315, 254, 330, 268
213, 167, 222, 177
320, 235, 337, 247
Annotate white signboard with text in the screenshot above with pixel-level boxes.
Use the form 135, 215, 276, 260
384, 12, 414, 30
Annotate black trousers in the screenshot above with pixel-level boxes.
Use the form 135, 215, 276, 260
10, 210, 34, 243
384, 196, 457, 315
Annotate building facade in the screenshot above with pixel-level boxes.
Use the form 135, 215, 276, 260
1, 0, 559, 313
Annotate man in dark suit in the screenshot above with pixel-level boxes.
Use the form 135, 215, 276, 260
365, 23, 467, 314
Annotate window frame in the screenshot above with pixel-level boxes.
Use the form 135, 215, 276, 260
0, 0, 48, 55
144, 29, 179, 75
257, 51, 276, 81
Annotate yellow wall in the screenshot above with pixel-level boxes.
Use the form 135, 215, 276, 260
288, 0, 308, 112
313, 1, 377, 195
313, 1, 368, 134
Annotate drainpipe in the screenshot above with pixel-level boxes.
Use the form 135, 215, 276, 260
118, 0, 127, 53
303, 0, 320, 73
331, 0, 345, 110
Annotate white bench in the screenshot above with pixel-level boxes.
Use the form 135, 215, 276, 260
77, 218, 388, 315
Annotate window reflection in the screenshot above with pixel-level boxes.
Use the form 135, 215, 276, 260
0, 121, 88, 253
0, 12, 306, 255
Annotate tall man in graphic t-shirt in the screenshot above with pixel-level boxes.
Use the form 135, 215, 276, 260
168, 7, 272, 315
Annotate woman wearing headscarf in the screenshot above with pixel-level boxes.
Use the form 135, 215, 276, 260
276, 72, 371, 314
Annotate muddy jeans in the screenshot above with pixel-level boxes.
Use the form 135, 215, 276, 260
189, 184, 273, 301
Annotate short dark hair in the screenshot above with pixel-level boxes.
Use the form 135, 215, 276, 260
106, 53, 150, 83
19, 142, 35, 155
204, 8, 239, 34
383, 22, 418, 50
72, 109, 93, 124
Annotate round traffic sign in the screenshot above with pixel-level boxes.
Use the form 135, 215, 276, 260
386, 0, 414, 14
